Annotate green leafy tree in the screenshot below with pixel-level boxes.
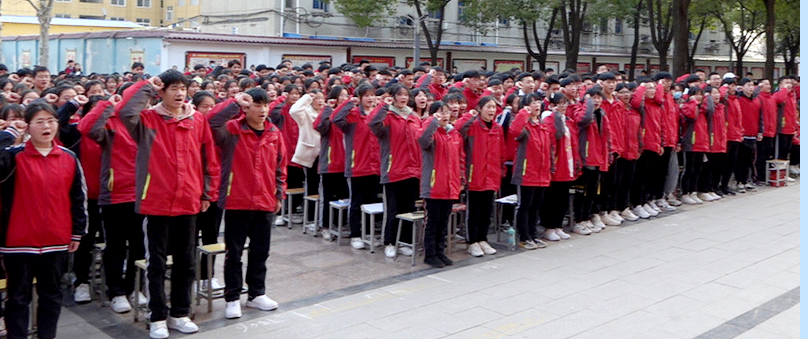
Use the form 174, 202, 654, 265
774, 0, 798, 75
327, 0, 396, 28
711, 0, 765, 76
646, 0, 674, 72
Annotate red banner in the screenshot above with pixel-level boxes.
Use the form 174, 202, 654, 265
494, 60, 525, 72
352, 56, 395, 68
576, 62, 592, 74
405, 57, 445, 68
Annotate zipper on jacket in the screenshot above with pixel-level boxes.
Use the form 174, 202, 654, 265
351, 150, 356, 168
141, 173, 151, 200
387, 154, 393, 172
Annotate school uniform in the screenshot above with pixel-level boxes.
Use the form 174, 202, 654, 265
756, 91, 778, 181
680, 98, 710, 194
702, 97, 727, 193
737, 92, 763, 184
720, 87, 744, 192
509, 110, 552, 242
773, 88, 797, 160
620, 103, 643, 210
573, 99, 611, 223
539, 111, 580, 230
629, 85, 664, 205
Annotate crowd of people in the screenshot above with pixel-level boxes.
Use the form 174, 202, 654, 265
0, 56, 799, 338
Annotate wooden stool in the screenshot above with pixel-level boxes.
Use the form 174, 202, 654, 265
360, 203, 384, 252
195, 243, 249, 313
328, 199, 350, 244
133, 256, 173, 323
302, 194, 320, 235
281, 188, 306, 228
494, 194, 517, 242
448, 203, 466, 253
88, 243, 107, 306
395, 212, 426, 266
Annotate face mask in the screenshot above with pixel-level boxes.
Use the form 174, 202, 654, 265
673, 91, 683, 100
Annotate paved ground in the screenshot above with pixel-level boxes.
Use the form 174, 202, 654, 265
58, 181, 800, 338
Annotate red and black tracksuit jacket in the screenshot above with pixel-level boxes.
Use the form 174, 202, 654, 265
631, 86, 664, 154
314, 105, 345, 174
773, 89, 797, 135
658, 85, 680, 148
79, 99, 139, 206
0, 132, 87, 254
463, 87, 482, 113
332, 102, 381, 178
509, 111, 553, 187
57, 101, 102, 201
600, 97, 625, 157
369, 104, 422, 184
118, 81, 220, 216
543, 112, 580, 182
417, 74, 448, 101
757, 91, 778, 138
709, 100, 728, 153
680, 98, 710, 152
207, 99, 287, 212
720, 88, 744, 143
623, 104, 643, 160
456, 113, 506, 191
418, 117, 464, 200
737, 92, 764, 138
575, 99, 611, 172
269, 95, 302, 168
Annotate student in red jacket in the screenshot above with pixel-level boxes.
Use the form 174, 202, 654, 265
539, 93, 578, 241
654, 72, 680, 212
268, 84, 304, 226
332, 84, 382, 250
572, 88, 611, 234
510, 93, 552, 249
755, 79, 777, 184
595, 72, 627, 226
774, 77, 797, 162
315, 86, 350, 238
719, 78, 744, 195
79, 89, 146, 313
416, 67, 449, 101
0, 102, 87, 339
616, 83, 642, 221
418, 102, 464, 268
736, 78, 763, 191
629, 77, 664, 218
207, 88, 286, 320
118, 71, 220, 338
679, 86, 708, 205
370, 84, 422, 259
699, 86, 727, 202
456, 96, 505, 257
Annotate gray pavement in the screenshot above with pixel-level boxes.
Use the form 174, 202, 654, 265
60, 181, 800, 338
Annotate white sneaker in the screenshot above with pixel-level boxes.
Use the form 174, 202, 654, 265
274, 217, 286, 226
543, 229, 560, 241
110, 295, 132, 313
210, 277, 223, 290
167, 316, 199, 334
0, 317, 6, 337
609, 210, 624, 222
130, 291, 148, 306
600, 212, 621, 226
478, 241, 497, 255
225, 301, 242, 319
667, 194, 683, 206
467, 242, 484, 257
648, 201, 662, 213
573, 222, 593, 235
681, 193, 696, 204
321, 229, 333, 241
642, 203, 659, 217
786, 176, 796, 182
590, 214, 606, 229
555, 229, 571, 239
587, 220, 603, 233
350, 237, 365, 249
690, 192, 704, 204
398, 246, 414, 256
74, 283, 91, 303
712, 192, 723, 200
633, 205, 651, 219
384, 245, 396, 258
698, 192, 714, 202
620, 208, 640, 221
149, 320, 169, 339
657, 199, 676, 212
246, 295, 279, 311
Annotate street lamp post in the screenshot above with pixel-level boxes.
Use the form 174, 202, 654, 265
408, 14, 429, 67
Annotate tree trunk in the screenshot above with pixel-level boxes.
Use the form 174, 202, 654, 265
672, 0, 690, 75
414, 1, 446, 66
38, 2, 52, 67
763, 0, 775, 79
522, 21, 543, 64
734, 48, 745, 76
560, 0, 586, 71
628, 0, 642, 80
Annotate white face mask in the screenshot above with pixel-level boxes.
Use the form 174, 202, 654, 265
673, 91, 683, 100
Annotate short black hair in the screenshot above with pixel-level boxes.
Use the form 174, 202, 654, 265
0, 64, 7, 71
192, 91, 215, 107
131, 62, 144, 70
599, 72, 616, 81
33, 66, 49, 76
462, 70, 481, 79
193, 64, 207, 71
688, 86, 704, 95
227, 60, 242, 68
559, 75, 581, 87
585, 87, 603, 97
487, 78, 503, 86
245, 87, 269, 104
516, 72, 533, 82
739, 78, 754, 86
255, 64, 268, 72
722, 78, 737, 85
158, 69, 190, 88
24, 100, 58, 123
654, 71, 672, 81
283, 84, 300, 94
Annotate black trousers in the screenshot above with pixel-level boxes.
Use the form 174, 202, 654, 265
465, 190, 495, 244
777, 134, 794, 160
144, 215, 196, 322
500, 164, 515, 225
424, 199, 452, 259
651, 148, 673, 200
540, 181, 571, 229
287, 165, 305, 215
700, 153, 725, 192
516, 186, 544, 241
573, 168, 601, 222
4, 251, 68, 339
790, 145, 800, 165
614, 158, 637, 211
599, 161, 618, 212
73, 199, 102, 286
737, 140, 756, 184
102, 202, 145, 299
682, 151, 704, 194
631, 150, 661, 205
195, 203, 222, 280
348, 175, 381, 238
223, 210, 273, 302
721, 141, 741, 189
382, 178, 419, 245
319, 173, 349, 229
755, 136, 774, 182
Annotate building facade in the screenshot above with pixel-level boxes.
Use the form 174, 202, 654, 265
0, 0, 200, 28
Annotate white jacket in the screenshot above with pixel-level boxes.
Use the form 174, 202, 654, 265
289, 93, 322, 167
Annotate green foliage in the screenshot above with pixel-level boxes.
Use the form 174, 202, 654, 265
327, 0, 397, 28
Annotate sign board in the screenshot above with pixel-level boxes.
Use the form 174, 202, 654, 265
281, 54, 332, 68
599, 63, 620, 72
351, 56, 395, 68
65, 49, 77, 64
21, 50, 32, 68
185, 52, 246, 69
453, 59, 487, 72
750, 67, 764, 79
494, 60, 525, 73
130, 50, 145, 65
405, 57, 445, 68
576, 62, 591, 74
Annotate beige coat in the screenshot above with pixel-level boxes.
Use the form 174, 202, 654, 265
289, 93, 321, 167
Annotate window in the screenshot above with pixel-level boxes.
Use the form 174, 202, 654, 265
166, 6, 173, 21
498, 17, 510, 27
312, 0, 328, 11
111, 0, 125, 5
54, 13, 71, 18
136, 18, 151, 26
110, 17, 125, 21
427, 10, 442, 19
190, 0, 198, 4
136, 0, 150, 7
80, 14, 105, 19
55, 0, 71, 3
614, 18, 623, 34
79, 0, 102, 3
599, 18, 608, 34
457, 1, 466, 20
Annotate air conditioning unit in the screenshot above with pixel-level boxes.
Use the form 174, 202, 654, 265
284, 0, 294, 9
398, 16, 414, 27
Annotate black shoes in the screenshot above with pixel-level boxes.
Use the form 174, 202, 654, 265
437, 253, 454, 266
424, 256, 445, 268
